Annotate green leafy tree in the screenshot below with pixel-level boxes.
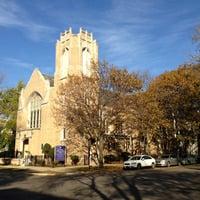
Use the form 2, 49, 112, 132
0, 81, 24, 154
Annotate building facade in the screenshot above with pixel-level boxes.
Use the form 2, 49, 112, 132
15, 28, 98, 164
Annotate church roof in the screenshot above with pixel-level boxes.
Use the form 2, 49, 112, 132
42, 74, 54, 87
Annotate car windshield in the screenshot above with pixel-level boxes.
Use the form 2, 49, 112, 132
129, 156, 141, 160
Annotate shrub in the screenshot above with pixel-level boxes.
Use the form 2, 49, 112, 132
104, 154, 117, 163
49, 147, 54, 160
121, 152, 131, 161
42, 143, 52, 157
70, 155, 80, 165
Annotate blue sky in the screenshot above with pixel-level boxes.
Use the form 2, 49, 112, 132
0, 0, 200, 88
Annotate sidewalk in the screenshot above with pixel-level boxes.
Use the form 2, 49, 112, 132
183, 163, 200, 170
0, 163, 123, 175
1, 163, 199, 175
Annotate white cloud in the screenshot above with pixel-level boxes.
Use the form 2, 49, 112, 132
85, 0, 200, 72
0, 0, 56, 41
0, 57, 35, 70
0, 0, 198, 75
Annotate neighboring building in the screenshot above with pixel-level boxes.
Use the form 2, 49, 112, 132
15, 28, 98, 164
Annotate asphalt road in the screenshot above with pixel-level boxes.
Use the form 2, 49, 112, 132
0, 166, 199, 200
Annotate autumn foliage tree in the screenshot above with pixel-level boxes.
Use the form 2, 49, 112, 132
129, 91, 164, 154
54, 62, 143, 167
147, 64, 200, 155
54, 58, 200, 165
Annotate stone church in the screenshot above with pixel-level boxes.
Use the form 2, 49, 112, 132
15, 28, 98, 164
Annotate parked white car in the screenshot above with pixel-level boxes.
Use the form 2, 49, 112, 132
123, 155, 156, 169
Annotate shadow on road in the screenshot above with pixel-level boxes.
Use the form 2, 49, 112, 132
0, 168, 200, 200
0, 188, 74, 200
0, 168, 33, 186
43, 169, 200, 200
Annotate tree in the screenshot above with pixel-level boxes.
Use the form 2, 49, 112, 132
0, 81, 24, 155
54, 62, 142, 167
147, 64, 200, 155
192, 25, 200, 63
41, 143, 54, 166
0, 73, 4, 85
129, 91, 165, 154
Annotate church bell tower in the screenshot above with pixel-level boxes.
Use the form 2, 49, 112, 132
54, 27, 98, 84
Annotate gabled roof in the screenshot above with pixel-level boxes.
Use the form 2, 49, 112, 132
42, 74, 54, 87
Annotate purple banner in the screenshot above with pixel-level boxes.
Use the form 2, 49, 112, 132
55, 145, 65, 162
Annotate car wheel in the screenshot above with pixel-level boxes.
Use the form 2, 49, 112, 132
167, 161, 170, 167
151, 163, 155, 169
137, 163, 141, 169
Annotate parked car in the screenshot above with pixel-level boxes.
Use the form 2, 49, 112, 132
123, 155, 156, 169
156, 154, 179, 167
180, 155, 197, 165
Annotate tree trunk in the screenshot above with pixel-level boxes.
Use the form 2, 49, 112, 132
198, 132, 200, 158
96, 135, 104, 168
88, 139, 91, 169
143, 132, 149, 154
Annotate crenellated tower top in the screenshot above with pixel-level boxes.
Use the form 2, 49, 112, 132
54, 27, 98, 85
58, 27, 96, 44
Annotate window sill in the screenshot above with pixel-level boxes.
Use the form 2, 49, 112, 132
29, 128, 41, 130
17, 128, 41, 132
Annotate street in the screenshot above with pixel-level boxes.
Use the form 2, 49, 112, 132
0, 165, 199, 200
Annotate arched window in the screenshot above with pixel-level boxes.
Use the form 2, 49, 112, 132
82, 47, 91, 76
29, 93, 42, 129
61, 47, 69, 78
60, 128, 67, 141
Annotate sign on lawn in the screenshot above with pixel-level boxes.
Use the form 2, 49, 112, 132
55, 145, 65, 162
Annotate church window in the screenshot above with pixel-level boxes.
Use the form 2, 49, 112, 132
82, 47, 91, 76
60, 128, 67, 140
61, 47, 69, 78
29, 93, 42, 129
